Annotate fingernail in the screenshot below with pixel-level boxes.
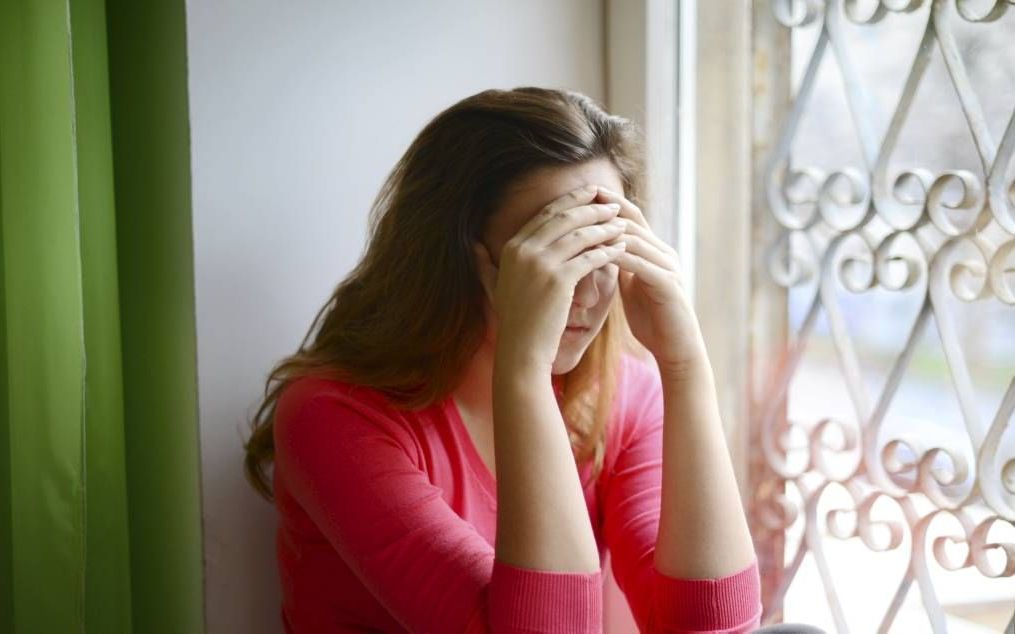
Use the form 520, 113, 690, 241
583, 183, 597, 192
606, 203, 620, 211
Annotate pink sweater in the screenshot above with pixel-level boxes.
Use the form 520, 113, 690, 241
272, 352, 762, 633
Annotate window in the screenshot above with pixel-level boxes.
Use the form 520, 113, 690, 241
753, 1, 1015, 631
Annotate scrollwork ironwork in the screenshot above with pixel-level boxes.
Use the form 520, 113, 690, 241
755, 0, 1015, 630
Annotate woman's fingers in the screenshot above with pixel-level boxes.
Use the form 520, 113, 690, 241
561, 241, 627, 281
546, 216, 627, 262
595, 187, 651, 230
512, 185, 601, 244
614, 231, 680, 279
614, 230, 686, 293
615, 217, 679, 263
522, 201, 621, 250
613, 248, 675, 291
498, 183, 686, 293
592, 188, 684, 280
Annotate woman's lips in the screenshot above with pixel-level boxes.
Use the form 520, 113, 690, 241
564, 326, 590, 335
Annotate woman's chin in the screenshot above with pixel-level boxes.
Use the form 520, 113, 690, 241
551, 342, 588, 375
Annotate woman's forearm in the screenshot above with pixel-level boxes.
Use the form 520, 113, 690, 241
491, 358, 600, 573
654, 356, 757, 579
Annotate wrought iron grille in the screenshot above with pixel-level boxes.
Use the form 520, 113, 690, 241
754, 0, 1015, 631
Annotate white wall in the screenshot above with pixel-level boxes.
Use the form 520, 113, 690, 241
185, 2, 606, 631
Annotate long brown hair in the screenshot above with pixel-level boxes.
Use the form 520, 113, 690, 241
244, 86, 650, 500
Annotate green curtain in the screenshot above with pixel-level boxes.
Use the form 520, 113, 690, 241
0, 0, 203, 632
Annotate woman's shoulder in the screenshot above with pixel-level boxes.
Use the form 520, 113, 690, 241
270, 375, 432, 505
278, 374, 387, 414
274, 374, 418, 444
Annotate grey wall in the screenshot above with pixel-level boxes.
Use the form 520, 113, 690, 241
185, 2, 605, 631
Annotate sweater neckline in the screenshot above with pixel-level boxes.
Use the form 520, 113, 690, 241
444, 395, 498, 503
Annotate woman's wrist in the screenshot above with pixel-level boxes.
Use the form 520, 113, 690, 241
493, 331, 554, 382
655, 347, 712, 383
493, 354, 551, 395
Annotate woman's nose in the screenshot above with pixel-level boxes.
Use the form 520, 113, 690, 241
572, 273, 599, 308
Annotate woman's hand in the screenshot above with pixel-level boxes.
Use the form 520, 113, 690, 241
594, 187, 709, 375
472, 184, 627, 372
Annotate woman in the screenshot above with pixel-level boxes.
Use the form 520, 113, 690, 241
244, 87, 762, 633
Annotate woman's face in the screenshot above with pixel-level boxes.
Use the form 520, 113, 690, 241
481, 158, 626, 375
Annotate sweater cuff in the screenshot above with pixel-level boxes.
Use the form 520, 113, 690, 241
653, 558, 762, 633
488, 558, 603, 633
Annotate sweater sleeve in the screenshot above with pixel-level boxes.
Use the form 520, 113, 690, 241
602, 357, 763, 633
274, 387, 603, 634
